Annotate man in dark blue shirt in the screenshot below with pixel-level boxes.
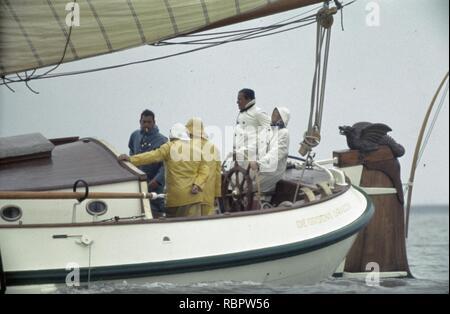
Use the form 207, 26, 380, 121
128, 110, 168, 217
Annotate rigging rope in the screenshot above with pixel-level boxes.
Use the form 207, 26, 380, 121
31, 0, 78, 80
87, 244, 92, 288
1, 1, 77, 92
299, 5, 335, 156
154, 19, 317, 46
0, 1, 352, 87
155, 5, 321, 46
0, 13, 316, 85
1, 76, 15, 92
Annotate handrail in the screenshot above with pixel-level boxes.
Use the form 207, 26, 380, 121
405, 71, 449, 238
0, 191, 163, 200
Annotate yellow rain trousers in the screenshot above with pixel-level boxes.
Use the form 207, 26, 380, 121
186, 118, 222, 216
198, 138, 221, 216
130, 140, 209, 208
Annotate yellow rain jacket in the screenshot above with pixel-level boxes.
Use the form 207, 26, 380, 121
186, 118, 222, 215
198, 138, 221, 215
130, 140, 209, 208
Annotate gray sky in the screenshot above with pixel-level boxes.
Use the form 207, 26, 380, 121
0, 0, 448, 206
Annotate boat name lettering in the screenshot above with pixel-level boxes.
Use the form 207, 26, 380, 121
296, 203, 351, 228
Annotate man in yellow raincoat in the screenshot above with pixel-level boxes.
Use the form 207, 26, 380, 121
119, 123, 209, 218
186, 117, 222, 216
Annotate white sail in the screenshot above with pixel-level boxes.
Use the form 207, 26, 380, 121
0, 0, 324, 76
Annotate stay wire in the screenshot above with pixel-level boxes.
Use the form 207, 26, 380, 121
0, 1, 354, 86
152, 13, 317, 46
417, 80, 449, 167
180, 3, 323, 38
158, 19, 316, 46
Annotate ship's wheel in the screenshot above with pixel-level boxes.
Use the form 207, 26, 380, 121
221, 160, 254, 212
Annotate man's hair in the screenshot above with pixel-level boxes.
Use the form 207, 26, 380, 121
140, 109, 155, 120
239, 88, 255, 101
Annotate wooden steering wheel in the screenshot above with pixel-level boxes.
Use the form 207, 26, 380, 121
221, 160, 254, 212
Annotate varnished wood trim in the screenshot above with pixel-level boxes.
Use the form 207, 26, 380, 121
333, 146, 395, 168
0, 152, 51, 165
0, 191, 154, 200
82, 137, 147, 181
2, 178, 140, 193
49, 137, 79, 146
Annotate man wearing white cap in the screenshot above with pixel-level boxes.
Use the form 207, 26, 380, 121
119, 123, 209, 218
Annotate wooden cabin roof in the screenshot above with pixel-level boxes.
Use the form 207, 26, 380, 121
0, 138, 145, 191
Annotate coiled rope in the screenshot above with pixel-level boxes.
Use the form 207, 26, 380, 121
299, 5, 336, 157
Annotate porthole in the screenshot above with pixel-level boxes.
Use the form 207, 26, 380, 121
86, 200, 108, 216
1, 205, 23, 222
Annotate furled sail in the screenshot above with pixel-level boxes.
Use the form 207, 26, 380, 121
0, 0, 324, 76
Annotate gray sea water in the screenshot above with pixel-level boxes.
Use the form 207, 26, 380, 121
56, 206, 449, 294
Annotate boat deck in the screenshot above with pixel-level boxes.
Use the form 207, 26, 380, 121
0, 138, 145, 192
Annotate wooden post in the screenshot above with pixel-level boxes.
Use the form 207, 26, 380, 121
334, 146, 412, 276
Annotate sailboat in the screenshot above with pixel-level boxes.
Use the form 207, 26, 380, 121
1, 0, 443, 294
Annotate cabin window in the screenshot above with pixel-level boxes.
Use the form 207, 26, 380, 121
1, 205, 23, 222
86, 200, 108, 216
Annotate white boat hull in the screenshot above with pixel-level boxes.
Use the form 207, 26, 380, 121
7, 235, 357, 294
0, 186, 373, 293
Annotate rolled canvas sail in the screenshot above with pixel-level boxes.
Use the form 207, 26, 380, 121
0, 0, 324, 76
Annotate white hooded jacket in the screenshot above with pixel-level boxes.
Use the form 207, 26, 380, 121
257, 107, 290, 193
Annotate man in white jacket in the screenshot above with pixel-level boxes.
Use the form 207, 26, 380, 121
234, 88, 271, 162
250, 107, 290, 193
